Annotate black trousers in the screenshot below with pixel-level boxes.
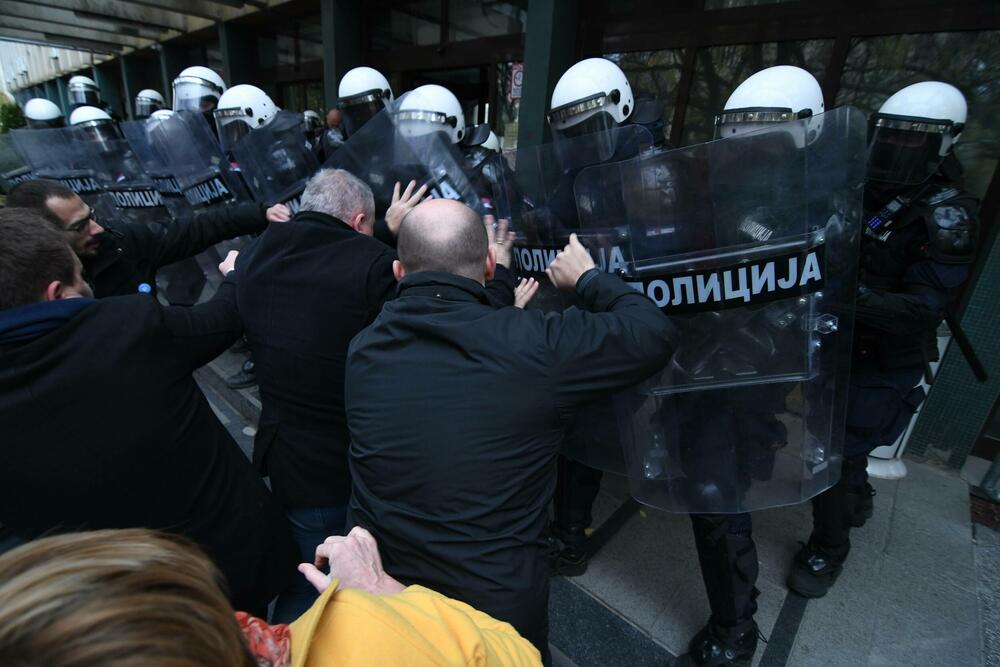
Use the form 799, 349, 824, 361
553, 455, 603, 543
689, 512, 759, 629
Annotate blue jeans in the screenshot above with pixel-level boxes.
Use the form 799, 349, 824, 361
270, 505, 348, 623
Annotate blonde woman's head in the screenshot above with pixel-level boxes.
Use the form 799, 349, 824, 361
0, 529, 255, 667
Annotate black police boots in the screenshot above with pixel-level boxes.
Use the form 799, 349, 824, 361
548, 524, 589, 577
672, 620, 759, 667
676, 514, 761, 666
225, 357, 257, 390
787, 478, 852, 598
787, 539, 849, 598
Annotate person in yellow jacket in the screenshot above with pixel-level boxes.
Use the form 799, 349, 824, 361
0, 527, 542, 667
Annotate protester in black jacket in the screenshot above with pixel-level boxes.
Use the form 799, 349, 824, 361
6, 178, 289, 298
235, 169, 515, 622
0, 209, 297, 616
345, 199, 677, 663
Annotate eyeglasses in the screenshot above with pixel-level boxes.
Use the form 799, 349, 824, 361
67, 208, 97, 233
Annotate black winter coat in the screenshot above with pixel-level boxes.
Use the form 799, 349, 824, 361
86, 201, 267, 298
346, 270, 676, 636
236, 211, 515, 507
0, 281, 297, 614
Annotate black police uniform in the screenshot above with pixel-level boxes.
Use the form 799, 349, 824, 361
788, 156, 977, 595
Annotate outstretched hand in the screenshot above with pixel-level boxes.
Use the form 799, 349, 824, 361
386, 180, 429, 237
218, 250, 239, 276
514, 277, 539, 308
545, 234, 596, 291
484, 215, 515, 268
266, 203, 292, 223
298, 526, 406, 596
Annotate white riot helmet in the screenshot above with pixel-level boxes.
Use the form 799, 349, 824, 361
172, 65, 226, 112
68, 75, 100, 108
69, 105, 120, 149
715, 65, 825, 147
135, 89, 165, 118
867, 81, 967, 185
150, 109, 175, 122
338, 66, 393, 136
394, 84, 465, 144
213, 84, 279, 152
24, 98, 64, 129
548, 58, 634, 140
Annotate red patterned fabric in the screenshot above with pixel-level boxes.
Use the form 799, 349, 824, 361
236, 612, 292, 667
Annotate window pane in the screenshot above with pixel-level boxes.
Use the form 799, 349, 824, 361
496, 61, 522, 149
448, 1, 526, 41
682, 40, 833, 146
607, 50, 685, 141
371, 1, 442, 50
836, 31, 1000, 200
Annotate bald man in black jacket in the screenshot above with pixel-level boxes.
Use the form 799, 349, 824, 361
346, 199, 677, 662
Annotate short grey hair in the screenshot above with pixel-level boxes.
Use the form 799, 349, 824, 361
299, 168, 375, 224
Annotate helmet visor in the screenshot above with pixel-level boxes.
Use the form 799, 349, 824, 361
714, 108, 799, 140
866, 114, 950, 185
173, 76, 223, 112
135, 97, 164, 118
76, 120, 122, 153
340, 90, 388, 137
214, 108, 252, 152
26, 117, 64, 130
394, 109, 457, 139
69, 85, 100, 107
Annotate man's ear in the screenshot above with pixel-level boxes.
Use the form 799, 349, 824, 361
392, 259, 406, 282
44, 280, 64, 302
484, 247, 497, 283
350, 213, 366, 233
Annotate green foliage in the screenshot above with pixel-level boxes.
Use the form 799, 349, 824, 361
0, 95, 26, 134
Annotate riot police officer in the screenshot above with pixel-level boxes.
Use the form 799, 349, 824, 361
23, 98, 64, 129
172, 66, 226, 113
543, 57, 649, 574
67, 75, 100, 111
786, 81, 978, 598
69, 105, 122, 151
213, 84, 280, 154
134, 89, 165, 119
337, 66, 394, 138
671, 65, 827, 667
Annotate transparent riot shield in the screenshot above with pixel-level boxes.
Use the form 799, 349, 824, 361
10, 127, 106, 206
493, 125, 655, 472
502, 124, 654, 314
120, 118, 193, 222
572, 106, 866, 513
232, 110, 320, 214
148, 110, 251, 211
0, 132, 33, 193
83, 133, 175, 230
325, 109, 482, 217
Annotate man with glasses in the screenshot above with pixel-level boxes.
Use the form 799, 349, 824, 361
6, 178, 289, 298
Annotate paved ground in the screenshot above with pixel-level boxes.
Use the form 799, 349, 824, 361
199, 352, 998, 667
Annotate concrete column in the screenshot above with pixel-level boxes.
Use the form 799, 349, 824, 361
43, 79, 57, 105
516, 0, 579, 148
320, 0, 362, 111
120, 57, 137, 119
218, 21, 259, 86
92, 62, 125, 120
55, 77, 69, 115
158, 43, 189, 109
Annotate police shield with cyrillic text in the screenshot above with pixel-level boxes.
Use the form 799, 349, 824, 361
578, 104, 865, 516
147, 110, 251, 212
11, 126, 107, 208
0, 133, 33, 194
120, 117, 193, 223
